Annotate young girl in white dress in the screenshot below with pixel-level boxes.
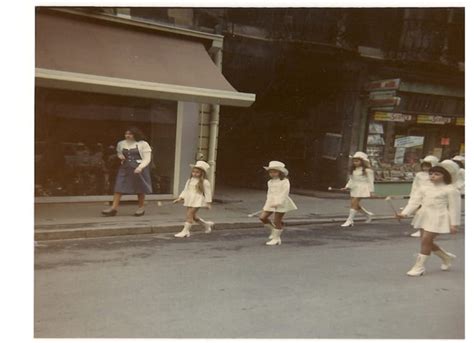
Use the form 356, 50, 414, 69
407, 155, 439, 238
173, 161, 214, 238
340, 152, 375, 227
397, 160, 461, 277
452, 155, 465, 195
259, 161, 297, 246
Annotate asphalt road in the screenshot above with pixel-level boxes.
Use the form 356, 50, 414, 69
34, 220, 464, 338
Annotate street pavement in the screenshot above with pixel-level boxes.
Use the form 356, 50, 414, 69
34, 219, 464, 338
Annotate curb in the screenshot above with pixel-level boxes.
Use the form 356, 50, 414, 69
35, 215, 396, 241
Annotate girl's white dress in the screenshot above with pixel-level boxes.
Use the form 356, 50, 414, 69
345, 167, 375, 198
410, 171, 430, 196
456, 169, 465, 195
401, 183, 461, 234
263, 178, 297, 213
179, 178, 212, 208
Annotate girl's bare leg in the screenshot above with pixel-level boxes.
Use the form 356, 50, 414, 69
111, 192, 122, 209
273, 212, 285, 230
186, 207, 199, 224
259, 211, 273, 224
351, 197, 361, 210
137, 193, 145, 208
421, 230, 438, 255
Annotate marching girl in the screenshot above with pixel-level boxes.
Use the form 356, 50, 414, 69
259, 161, 297, 246
173, 161, 214, 238
340, 152, 375, 227
452, 155, 465, 196
407, 155, 440, 238
397, 160, 461, 277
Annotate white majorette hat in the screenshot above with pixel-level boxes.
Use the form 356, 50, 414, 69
420, 155, 439, 166
263, 161, 289, 176
439, 160, 460, 183
349, 151, 370, 162
452, 155, 465, 163
190, 160, 210, 174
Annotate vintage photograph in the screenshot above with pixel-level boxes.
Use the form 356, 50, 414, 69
33, 6, 465, 339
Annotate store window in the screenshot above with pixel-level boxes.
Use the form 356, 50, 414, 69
366, 111, 464, 182
35, 88, 177, 196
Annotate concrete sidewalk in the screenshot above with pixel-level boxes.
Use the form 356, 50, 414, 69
34, 187, 460, 241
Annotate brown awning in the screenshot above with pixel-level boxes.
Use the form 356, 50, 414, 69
35, 11, 255, 107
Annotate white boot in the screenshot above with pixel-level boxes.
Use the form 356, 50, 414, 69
406, 253, 429, 276
433, 248, 456, 271
410, 230, 421, 237
341, 209, 357, 227
196, 217, 214, 233
359, 206, 374, 223
266, 228, 282, 246
174, 222, 192, 238
264, 223, 276, 239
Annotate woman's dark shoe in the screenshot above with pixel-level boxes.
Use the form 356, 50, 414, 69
134, 208, 145, 216
101, 208, 117, 217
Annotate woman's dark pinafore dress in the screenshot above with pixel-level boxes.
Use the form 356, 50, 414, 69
114, 144, 152, 194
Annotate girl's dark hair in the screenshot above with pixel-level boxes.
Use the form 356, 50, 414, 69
452, 160, 464, 169
125, 127, 146, 141
268, 169, 286, 180
350, 158, 368, 175
429, 166, 452, 184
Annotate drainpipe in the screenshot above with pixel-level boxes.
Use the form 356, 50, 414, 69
207, 42, 223, 194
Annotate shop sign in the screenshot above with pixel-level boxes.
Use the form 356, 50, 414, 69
373, 111, 412, 122
368, 96, 401, 107
394, 148, 406, 165
456, 117, 465, 126
417, 115, 453, 125
394, 136, 424, 148
441, 137, 450, 146
365, 78, 401, 91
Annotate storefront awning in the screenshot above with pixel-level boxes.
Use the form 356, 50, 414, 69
35, 11, 255, 107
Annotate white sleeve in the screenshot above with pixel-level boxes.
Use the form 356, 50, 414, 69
138, 151, 151, 169
456, 169, 465, 192
410, 174, 421, 197
447, 188, 461, 226
401, 189, 424, 216
116, 141, 124, 159
179, 180, 190, 199
276, 179, 290, 205
204, 180, 213, 203
367, 169, 375, 192
345, 175, 353, 189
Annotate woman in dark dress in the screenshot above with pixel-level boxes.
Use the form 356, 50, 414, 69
101, 127, 153, 216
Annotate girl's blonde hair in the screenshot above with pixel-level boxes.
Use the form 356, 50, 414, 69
190, 168, 208, 195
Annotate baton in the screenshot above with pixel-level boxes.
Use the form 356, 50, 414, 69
385, 196, 402, 224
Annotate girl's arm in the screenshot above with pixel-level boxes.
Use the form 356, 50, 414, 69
456, 169, 465, 192
204, 180, 213, 204
410, 174, 421, 197
367, 169, 375, 192
447, 188, 461, 226
136, 141, 152, 170
116, 141, 125, 160
178, 180, 190, 199
275, 179, 290, 206
344, 175, 352, 189
401, 189, 423, 216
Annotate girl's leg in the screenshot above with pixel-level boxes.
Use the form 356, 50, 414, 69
406, 229, 433, 276
420, 231, 438, 255
174, 207, 197, 238
273, 212, 285, 230
112, 192, 122, 209
341, 198, 358, 227
137, 193, 145, 208
431, 233, 457, 270
266, 212, 284, 246
351, 197, 361, 210
259, 211, 273, 224
194, 209, 214, 233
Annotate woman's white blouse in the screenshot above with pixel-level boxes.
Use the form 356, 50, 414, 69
263, 178, 297, 213
401, 183, 461, 233
179, 178, 212, 207
345, 167, 375, 198
116, 140, 152, 169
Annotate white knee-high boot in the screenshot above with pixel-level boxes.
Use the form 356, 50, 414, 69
266, 228, 282, 246
359, 205, 374, 223
196, 217, 214, 233
433, 248, 456, 271
264, 222, 276, 239
174, 222, 192, 238
341, 209, 357, 227
406, 253, 429, 276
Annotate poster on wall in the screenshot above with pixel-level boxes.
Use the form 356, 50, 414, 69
394, 148, 406, 164
367, 134, 385, 145
368, 122, 384, 134
394, 136, 424, 148
432, 147, 443, 160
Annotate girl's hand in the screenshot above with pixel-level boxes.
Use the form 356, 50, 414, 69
370, 192, 375, 197
134, 167, 142, 174
395, 212, 407, 219
173, 198, 183, 204
206, 203, 212, 210
341, 187, 348, 191
450, 225, 459, 235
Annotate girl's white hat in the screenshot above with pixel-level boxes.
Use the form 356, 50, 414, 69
350, 151, 370, 162
190, 160, 210, 173
420, 155, 439, 165
452, 155, 465, 163
263, 161, 289, 176
439, 160, 460, 183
